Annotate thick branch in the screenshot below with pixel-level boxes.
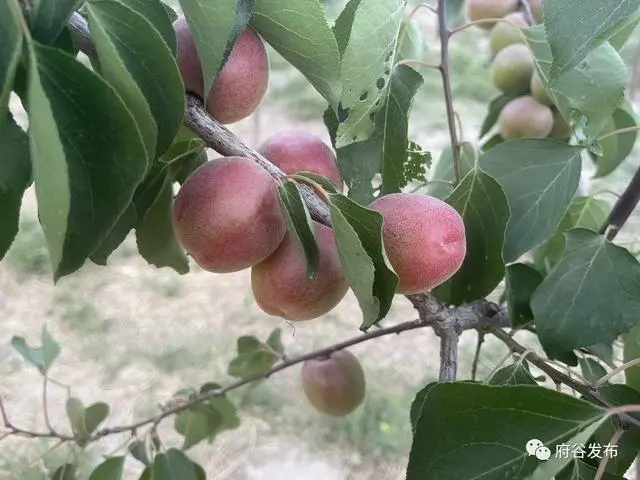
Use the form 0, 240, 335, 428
599, 163, 640, 241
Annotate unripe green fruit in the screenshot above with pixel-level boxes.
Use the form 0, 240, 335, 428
530, 70, 553, 106
491, 43, 534, 95
172, 156, 285, 273
489, 12, 527, 56
173, 17, 269, 124
368, 193, 466, 294
251, 222, 349, 321
498, 95, 554, 139
466, 0, 519, 29
549, 110, 572, 140
258, 130, 343, 190
301, 350, 366, 417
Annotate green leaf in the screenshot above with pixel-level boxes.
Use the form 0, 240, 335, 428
543, 0, 640, 81
557, 460, 627, 480
327, 192, 398, 329
41, 324, 60, 373
396, 18, 426, 63
578, 358, 608, 386
135, 175, 189, 274
479, 139, 582, 263
293, 171, 340, 194
609, 11, 640, 51
0, 0, 22, 121
624, 325, 640, 393
479, 95, 514, 139
89, 205, 136, 265
481, 133, 505, 152
86, 0, 185, 158
128, 439, 152, 466
332, 0, 361, 57
488, 361, 538, 386
26, 43, 147, 281
334, 0, 405, 147
444, 0, 466, 27
531, 228, 640, 360
120, 0, 177, 55
179, 0, 252, 98
266, 328, 284, 354
505, 263, 543, 327
10, 325, 59, 374
525, 26, 627, 139
227, 332, 282, 378
277, 179, 319, 278
424, 144, 475, 200
407, 383, 605, 479
88, 457, 125, 480
323, 64, 424, 204
585, 343, 615, 368
533, 196, 612, 272
0, 113, 32, 260
66, 397, 89, 437
153, 448, 198, 480
432, 169, 510, 306
51, 464, 77, 480
199, 383, 241, 432
592, 104, 638, 178
251, 0, 341, 106
409, 382, 437, 433
175, 404, 223, 449
29, 0, 82, 44
85, 402, 109, 434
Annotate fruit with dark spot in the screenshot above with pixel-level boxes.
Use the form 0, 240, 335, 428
173, 17, 269, 124
172, 156, 285, 273
301, 349, 366, 417
251, 222, 349, 321
368, 193, 466, 294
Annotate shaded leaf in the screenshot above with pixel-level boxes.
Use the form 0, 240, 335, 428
479, 139, 582, 263
408, 383, 605, 479
85, 402, 109, 434
424, 144, 475, 200
328, 192, 398, 329
175, 404, 223, 449
479, 95, 514, 138
505, 263, 543, 327
623, 324, 640, 393
41, 325, 60, 373
293, 171, 340, 194
66, 397, 88, 437
153, 448, 197, 480
409, 382, 436, 433
88, 456, 125, 480
251, 0, 341, 106
129, 439, 152, 466
121, 0, 178, 55
592, 103, 638, 178
332, 0, 361, 57
488, 361, 538, 386
396, 19, 426, 62
531, 229, 640, 360
227, 330, 283, 378
30, 0, 81, 44
578, 358, 608, 386
51, 464, 77, 480
0, 0, 22, 121
432, 169, 510, 305
11, 325, 59, 374
557, 460, 627, 480
334, 0, 405, 147
277, 179, 319, 278
0, 113, 32, 260
26, 43, 147, 280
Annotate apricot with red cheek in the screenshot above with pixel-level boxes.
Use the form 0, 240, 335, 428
172, 157, 285, 273
368, 193, 466, 294
251, 222, 349, 321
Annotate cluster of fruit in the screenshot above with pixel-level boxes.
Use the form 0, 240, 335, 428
170, 17, 468, 416
468, 0, 571, 141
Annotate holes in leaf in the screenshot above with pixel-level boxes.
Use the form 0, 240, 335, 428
376, 77, 386, 89
359, 91, 369, 101
385, 50, 393, 62
337, 102, 349, 123
384, 67, 390, 75
369, 112, 376, 122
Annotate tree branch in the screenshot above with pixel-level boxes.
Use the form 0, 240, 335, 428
599, 163, 640, 241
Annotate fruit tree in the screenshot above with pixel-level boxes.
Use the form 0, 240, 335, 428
1, 0, 640, 478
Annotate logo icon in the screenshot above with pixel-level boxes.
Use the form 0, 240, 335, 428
525, 439, 551, 461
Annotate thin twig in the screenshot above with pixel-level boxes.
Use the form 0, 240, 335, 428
471, 331, 485, 381
594, 428, 624, 480
519, 0, 536, 26
599, 163, 640, 241
436, 0, 462, 184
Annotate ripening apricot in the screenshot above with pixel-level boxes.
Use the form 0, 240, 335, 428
489, 12, 527, 56
466, 0, 519, 29
549, 110, 572, 140
491, 43, 534, 95
258, 130, 343, 190
173, 17, 269, 124
172, 157, 285, 273
251, 222, 349, 321
368, 193, 466, 294
498, 95, 554, 139
530, 70, 553, 106
301, 349, 366, 417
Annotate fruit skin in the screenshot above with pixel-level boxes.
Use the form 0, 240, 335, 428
172, 156, 285, 273
491, 43, 534, 95
530, 69, 553, 106
257, 130, 343, 190
498, 95, 554, 140
530, 0, 544, 23
301, 350, 366, 417
368, 193, 466, 294
173, 17, 269, 124
251, 222, 349, 321
467, 0, 519, 29
489, 12, 527, 56
549, 110, 572, 140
